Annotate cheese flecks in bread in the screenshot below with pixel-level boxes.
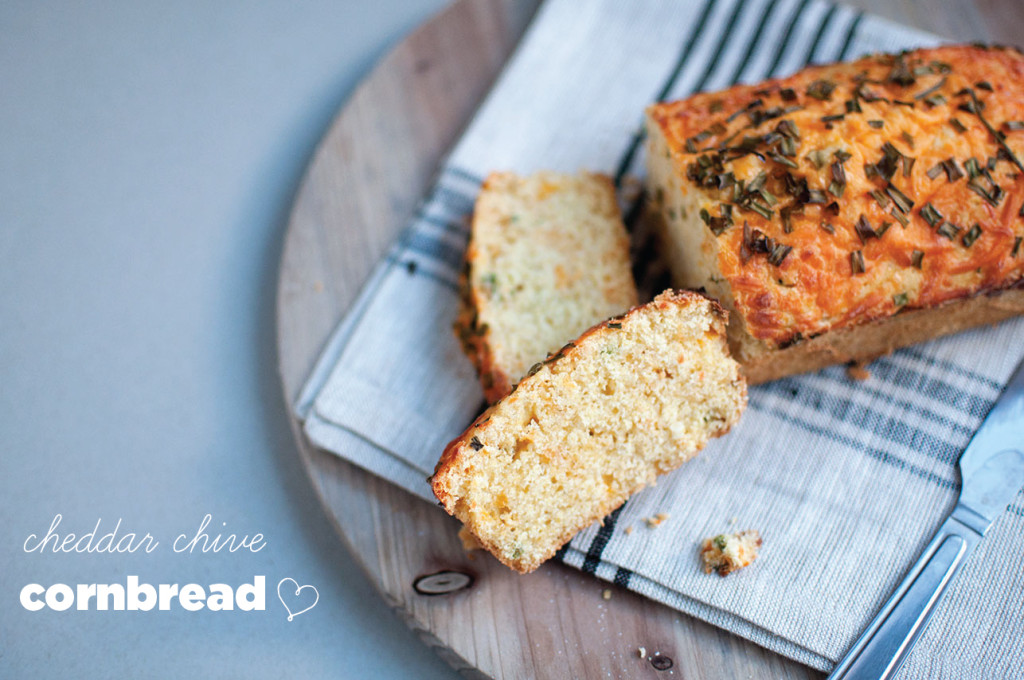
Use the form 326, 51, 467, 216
645, 45, 1024, 383
455, 171, 638, 403
700, 530, 762, 576
434, 290, 747, 573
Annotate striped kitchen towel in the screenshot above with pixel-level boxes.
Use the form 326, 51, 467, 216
295, 0, 1024, 675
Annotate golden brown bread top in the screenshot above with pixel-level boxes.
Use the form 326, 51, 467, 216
647, 45, 1024, 347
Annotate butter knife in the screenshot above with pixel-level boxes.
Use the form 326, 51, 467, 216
828, 356, 1024, 680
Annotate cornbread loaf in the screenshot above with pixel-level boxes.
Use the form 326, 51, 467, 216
455, 171, 638, 403
645, 45, 1024, 384
433, 290, 747, 573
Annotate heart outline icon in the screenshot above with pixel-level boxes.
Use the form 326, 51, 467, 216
277, 577, 319, 622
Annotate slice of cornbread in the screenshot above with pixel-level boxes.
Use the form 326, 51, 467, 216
434, 290, 747, 573
455, 171, 639, 403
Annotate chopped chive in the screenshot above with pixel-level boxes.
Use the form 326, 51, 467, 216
821, 222, 835, 234
769, 152, 799, 168
967, 179, 1002, 207
966, 89, 1024, 173
850, 250, 865, 275
855, 214, 876, 243
1005, 121, 1024, 131
830, 160, 847, 188
920, 202, 943, 227
834, 149, 853, 163
867, 120, 884, 129
470, 437, 484, 451
885, 183, 915, 213
805, 189, 828, 204
950, 117, 967, 133
975, 81, 994, 91
776, 119, 799, 139
807, 149, 828, 169
876, 221, 893, 238
828, 181, 846, 198
893, 292, 909, 306
941, 158, 964, 182
914, 75, 947, 100
845, 98, 863, 113
911, 249, 925, 268
825, 201, 841, 216
964, 157, 981, 178
768, 243, 793, 266
924, 94, 947, 107
870, 189, 890, 210
807, 79, 836, 100
891, 207, 909, 226
708, 216, 730, 235
607, 322, 622, 329
962, 224, 982, 247
926, 163, 944, 180
936, 221, 961, 240
780, 88, 797, 101
821, 113, 845, 123
903, 156, 916, 177
901, 131, 915, 149
700, 208, 711, 225
1013, 237, 1022, 257
709, 99, 724, 113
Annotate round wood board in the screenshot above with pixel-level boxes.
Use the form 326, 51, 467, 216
276, 1, 1019, 677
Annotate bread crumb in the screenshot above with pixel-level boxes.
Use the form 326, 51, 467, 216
601, 589, 612, 600
637, 646, 647, 659
728, 516, 737, 525
644, 513, 670, 528
700, 530, 762, 576
846, 361, 871, 381
312, 280, 324, 293
623, 526, 633, 535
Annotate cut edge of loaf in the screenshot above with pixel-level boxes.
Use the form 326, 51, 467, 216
454, 170, 639, 404
434, 289, 748, 573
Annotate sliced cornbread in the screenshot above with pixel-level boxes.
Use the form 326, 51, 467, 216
434, 290, 747, 573
645, 45, 1024, 383
455, 171, 638, 403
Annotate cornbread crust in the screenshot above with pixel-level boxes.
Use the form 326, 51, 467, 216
645, 45, 1024, 381
434, 290, 747, 573
742, 286, 1024, 383
455, 171, 638, 403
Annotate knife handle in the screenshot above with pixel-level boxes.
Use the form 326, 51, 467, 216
827, 512, 982, 680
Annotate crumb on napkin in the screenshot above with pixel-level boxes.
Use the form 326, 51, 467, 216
700, 530, 762, 576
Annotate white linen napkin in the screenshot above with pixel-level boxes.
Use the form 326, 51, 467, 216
295, 0, 1024, 675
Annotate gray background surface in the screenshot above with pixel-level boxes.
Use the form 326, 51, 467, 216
0, 1, 462, 677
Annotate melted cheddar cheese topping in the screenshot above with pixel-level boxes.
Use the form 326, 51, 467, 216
648, 45, 1024, 346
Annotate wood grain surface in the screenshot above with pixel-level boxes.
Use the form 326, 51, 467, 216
276, 1, 1023, 678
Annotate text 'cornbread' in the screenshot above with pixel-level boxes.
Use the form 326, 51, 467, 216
434, 290, 747, 573
455, 171, 638, 403
645, 45, 1024, 383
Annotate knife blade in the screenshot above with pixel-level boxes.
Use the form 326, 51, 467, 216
828, 355, 1024, 680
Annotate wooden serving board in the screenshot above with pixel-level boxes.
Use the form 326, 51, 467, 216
276, 1, 1021, 677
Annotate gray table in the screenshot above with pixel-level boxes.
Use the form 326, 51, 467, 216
0, 1, 458, 677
